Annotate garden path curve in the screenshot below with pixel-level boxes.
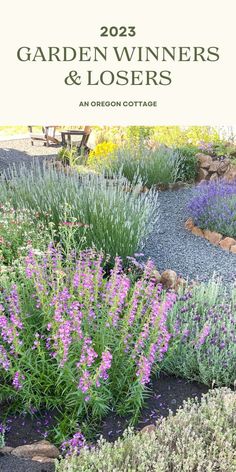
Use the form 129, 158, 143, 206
144, 187, 236, 285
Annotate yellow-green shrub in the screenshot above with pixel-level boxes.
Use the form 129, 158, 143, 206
87, 142, 118, 167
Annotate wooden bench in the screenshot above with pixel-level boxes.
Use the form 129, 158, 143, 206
28, 126, 60, 146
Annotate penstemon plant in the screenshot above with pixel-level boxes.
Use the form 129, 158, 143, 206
0, 245, 176, 442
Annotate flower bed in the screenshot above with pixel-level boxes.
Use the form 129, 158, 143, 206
186, 179, 236, 252
57, 388, 236, 472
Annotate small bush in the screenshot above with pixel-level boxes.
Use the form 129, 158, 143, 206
0, 248, 176, 442
56, 388, 236, 472
0, 204, 50, 266
0, 163, 159, 263
174, 145, 198, 182
93, 145, 185, 187
87, 141, 118, 167
188, 180, 236, 238
164, 279, 236, 386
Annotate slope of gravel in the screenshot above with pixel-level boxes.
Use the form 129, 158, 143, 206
143, 187, 236, 284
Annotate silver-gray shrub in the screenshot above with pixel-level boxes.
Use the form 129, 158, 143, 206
93, 145, 184, 187
56, 388, 236, 472
0, 162, 159, 262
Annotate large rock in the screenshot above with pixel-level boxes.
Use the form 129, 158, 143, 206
160, 270, 177, 289
219, 237, 236, 251
197, 168, 209, 181
224, 165, 236, 181
140, 424, 156, 434
197, 153, 212, 169
0, 446, 14, 456
185, 218, 194, 230
209, 161, 220, 173
209, 172, 218, 181
11, 440, 59, 459
217, 159, 230, 175
192, 226, 204, 237
203, 230, 222, 245
230, 245, 236, 254
32, 455, 55, 463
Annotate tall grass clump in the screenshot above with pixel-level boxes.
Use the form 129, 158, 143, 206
90, 145, 186, 187
56, 388, 236, 472
0, 248, 175, 442
0, 162, 159, 263
164, 278, 236, 386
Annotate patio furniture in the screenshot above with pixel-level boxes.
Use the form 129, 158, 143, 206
28, 126, 60, 146
61, 126, 91, 154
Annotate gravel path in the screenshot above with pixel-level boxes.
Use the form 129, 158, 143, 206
0, 138, 58, 174
0, 455, 54, 472
0, 138, 235, 284
144, 187, 236, 284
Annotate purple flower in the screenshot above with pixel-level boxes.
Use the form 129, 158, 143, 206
12, 371, 25, 390
61, 431, 85, 456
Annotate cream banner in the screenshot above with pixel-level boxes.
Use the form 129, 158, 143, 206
0, 0, 235, 124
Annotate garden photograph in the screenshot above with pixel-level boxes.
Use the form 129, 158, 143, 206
0, 125, 236, 472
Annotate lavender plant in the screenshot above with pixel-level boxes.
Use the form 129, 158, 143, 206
0, 245, 175, 442
56, 388, 236, 472
164, 279, 236, 386
90, 145, 184, 187
0, 163, 159, 264
188, 180, 236, 237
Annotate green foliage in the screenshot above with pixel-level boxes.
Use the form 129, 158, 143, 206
87, 142, 118, 167
0, 162, 159, 265
92, 145, 186, 187
152, 126, 221, 147
0, 204, 50, 266
174, 145, 198, 182
56, 388, 236, 472
164, 279, 236, 386
0, 251, 174, 443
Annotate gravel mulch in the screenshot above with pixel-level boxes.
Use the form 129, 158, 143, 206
0, 138, 59, 174
143, 187, 236, 285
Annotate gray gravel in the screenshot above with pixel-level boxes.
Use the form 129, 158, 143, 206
0, 138, 58, 174
0, 139, 235, 284
0, 455, 55, 472
143, 187, 236, 284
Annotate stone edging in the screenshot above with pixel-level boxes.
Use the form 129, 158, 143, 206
0, 440, 59, 463
185, 218, 236, 253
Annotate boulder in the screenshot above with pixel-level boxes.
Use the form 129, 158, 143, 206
224, 164, 236, 181
197, 153, 212, 169
209, 172, 218, 181
185, 218, 194, 230
219, 237, 236, 251
140, 424, 156, 434
203, 230, 222, 245
230, 245, 236, 254
11, 440, 59, 459
209, 161, 220, 173
0, 447, 14, 456
32, 456, 55, 463
217, 159, 230, 175
191, 226, 204, 237
151, 269, 161, 284
175, 277, 186, 291
160, 270, 177, 289
197, 168, 209, 181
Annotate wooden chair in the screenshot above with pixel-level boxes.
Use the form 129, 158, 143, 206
61, 126, 92, 155
28, 126, 60, 146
